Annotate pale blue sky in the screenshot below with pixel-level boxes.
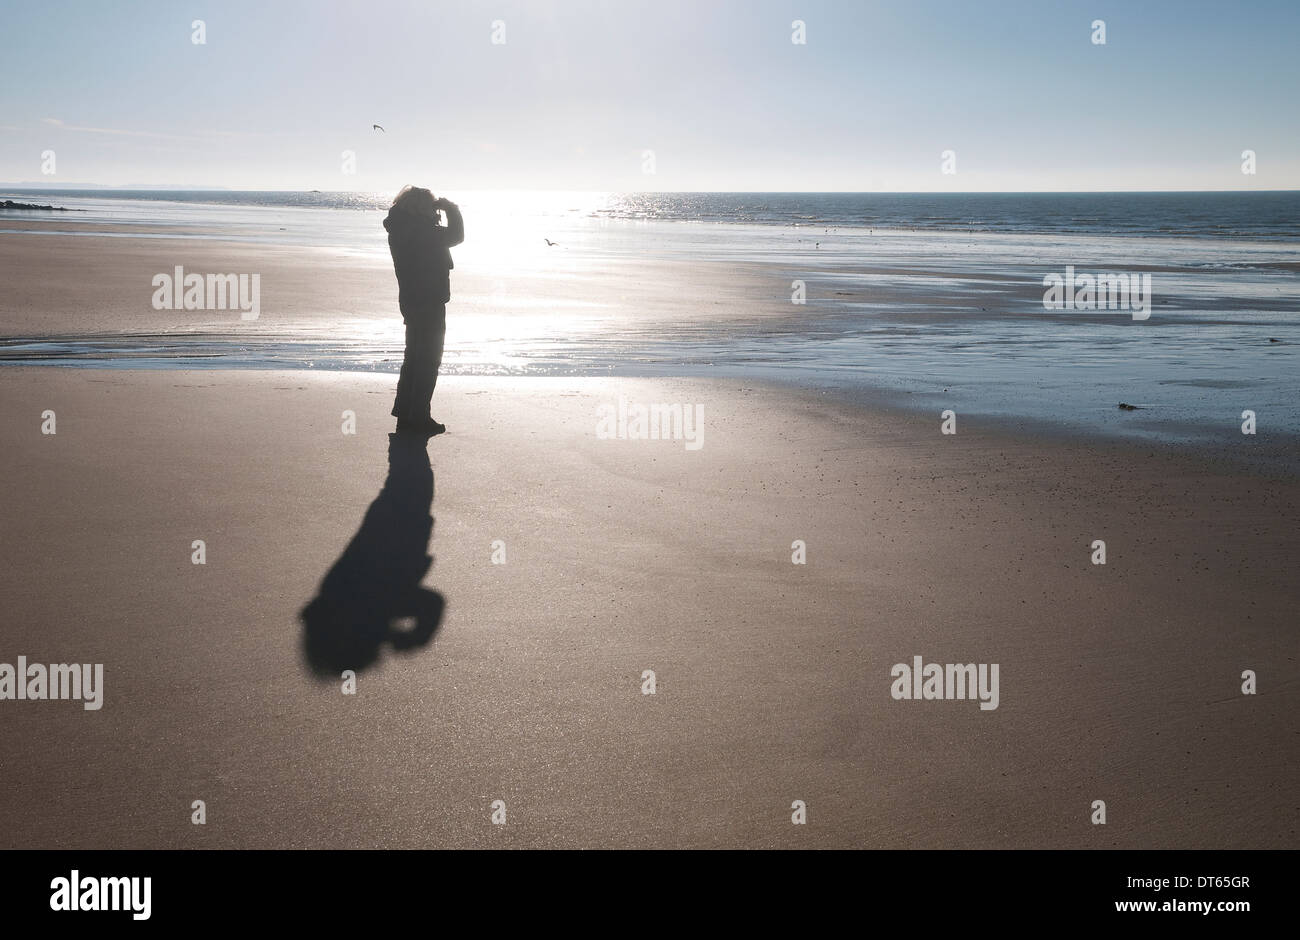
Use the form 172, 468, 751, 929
2, 0, 1297, 191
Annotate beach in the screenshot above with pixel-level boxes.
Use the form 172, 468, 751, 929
1, 366, 1295, 849
5, 195, 1300, 448
1, 191, 1297, 850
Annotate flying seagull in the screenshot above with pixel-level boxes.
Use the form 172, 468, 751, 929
372, 124, 385, 133
544, 238, 558, 247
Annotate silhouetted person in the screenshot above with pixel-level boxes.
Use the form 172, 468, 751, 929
300, 433, 445, 676
384, 185, 464, 435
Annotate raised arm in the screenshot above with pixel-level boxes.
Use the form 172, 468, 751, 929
436, 199, 464, 247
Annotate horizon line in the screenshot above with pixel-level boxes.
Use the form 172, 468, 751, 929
3, 185, 1298, 196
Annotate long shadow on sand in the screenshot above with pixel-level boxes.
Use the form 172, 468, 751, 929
300, 433, 445, 677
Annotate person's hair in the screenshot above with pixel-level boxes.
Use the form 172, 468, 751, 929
392, 185, 438, 220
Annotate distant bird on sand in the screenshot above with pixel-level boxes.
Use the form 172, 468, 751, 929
372, 124, 385, 133
544, 238, 558, 247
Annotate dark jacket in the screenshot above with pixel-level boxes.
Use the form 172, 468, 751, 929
384, 203, 464, 313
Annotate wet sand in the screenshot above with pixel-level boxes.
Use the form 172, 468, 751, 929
0, 229, 806, 338
0, 368, 1295, 848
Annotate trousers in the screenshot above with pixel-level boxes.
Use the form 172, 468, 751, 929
392, 306, 446, 421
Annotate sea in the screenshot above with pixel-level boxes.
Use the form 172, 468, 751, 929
2, 189, 1298, 450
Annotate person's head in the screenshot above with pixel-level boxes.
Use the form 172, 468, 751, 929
391, 185, 439, 220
